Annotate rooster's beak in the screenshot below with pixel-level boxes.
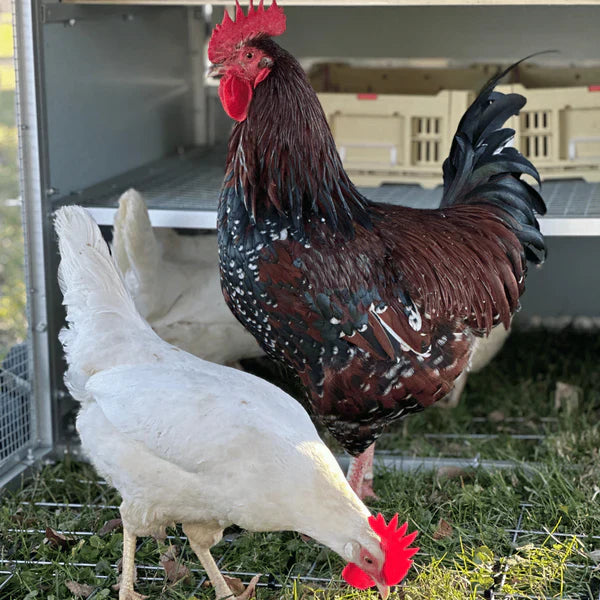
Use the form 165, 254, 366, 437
208, 63, 226, 79
377, 583, 390, 600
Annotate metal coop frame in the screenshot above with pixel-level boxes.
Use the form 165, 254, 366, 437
3, 0, 600, 504
1, 0, 600, 597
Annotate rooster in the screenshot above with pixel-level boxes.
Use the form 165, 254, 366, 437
210, 1, 546, 498
112, 189, 263, 365
54, 205, 418, 600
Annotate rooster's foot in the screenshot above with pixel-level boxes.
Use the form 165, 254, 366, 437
360, 477, 380, 501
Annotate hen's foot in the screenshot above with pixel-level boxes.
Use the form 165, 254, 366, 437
118, 588, 148, 600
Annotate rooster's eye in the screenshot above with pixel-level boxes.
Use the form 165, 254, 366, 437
364, 557, 373, 565
246, 52, 254, 59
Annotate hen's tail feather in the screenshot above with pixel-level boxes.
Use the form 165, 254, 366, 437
441, 54, 549, 265
112, 188, 162, 319
55, 206, 152, 402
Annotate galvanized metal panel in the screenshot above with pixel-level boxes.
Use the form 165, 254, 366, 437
514, 236, 600, 320
41, 5, 194, 196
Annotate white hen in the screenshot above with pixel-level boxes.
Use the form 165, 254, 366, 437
55, 206, 417, 600
112, 189, 263, 365
439, 325, 511, 408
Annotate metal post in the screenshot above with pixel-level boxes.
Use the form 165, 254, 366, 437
13, 0, 53, 455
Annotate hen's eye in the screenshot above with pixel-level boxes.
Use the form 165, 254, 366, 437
246, 52, 254, 59
364, 557, 373, 565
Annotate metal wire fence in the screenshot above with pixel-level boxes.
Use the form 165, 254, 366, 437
0, 342, 31, 466
1, 458, 599, 600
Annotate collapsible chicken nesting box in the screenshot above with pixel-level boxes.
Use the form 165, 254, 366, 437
314, 63, 600, 187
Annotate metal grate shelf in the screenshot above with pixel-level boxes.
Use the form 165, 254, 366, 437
54, 146, 600, 235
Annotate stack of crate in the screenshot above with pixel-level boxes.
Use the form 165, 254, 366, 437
311, 63, 600, 188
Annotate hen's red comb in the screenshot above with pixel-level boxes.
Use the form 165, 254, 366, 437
341, 513, 419, 591
369, 513, 419, 586
208, 0, 286, 64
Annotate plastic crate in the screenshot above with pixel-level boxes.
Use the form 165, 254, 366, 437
503, 83, 600, 182
318, 89, 471, 188
314, 63, 600, 187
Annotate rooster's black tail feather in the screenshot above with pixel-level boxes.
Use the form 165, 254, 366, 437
441, 54, 550, 265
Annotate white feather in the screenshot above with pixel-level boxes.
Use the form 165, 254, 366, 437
112, 189, 263, 364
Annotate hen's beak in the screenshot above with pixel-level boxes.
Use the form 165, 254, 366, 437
207, 63, 226, 79
377, 583, 390, 600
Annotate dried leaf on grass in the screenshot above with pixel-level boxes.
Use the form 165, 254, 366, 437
203, 575, 247, 595
98, 518, 122, 536
160, 545, 178, 561
223, 575, 246, 595
44, 527, 78, 550
65, 581, 94, 597
11, 507, 36, 527
160, 547, 191, 585
432, 518, 453, 540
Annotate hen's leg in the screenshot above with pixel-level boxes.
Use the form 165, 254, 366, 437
347, 442, 378, 500
119, 526, 147, 600
183, 522, 260, 600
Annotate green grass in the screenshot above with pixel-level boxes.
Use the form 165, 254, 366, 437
1, 330, 600, 599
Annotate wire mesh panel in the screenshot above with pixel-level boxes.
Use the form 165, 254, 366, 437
0, 343, 31, 464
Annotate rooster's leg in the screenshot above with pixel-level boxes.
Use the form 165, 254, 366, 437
360, 442, 379, 500
118, 526, 148, 600
184, 523, 260, 600
346, 443, 378, 501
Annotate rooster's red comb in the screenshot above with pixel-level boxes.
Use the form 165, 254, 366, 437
208, 0, 286, 64
369, 513, 419, 586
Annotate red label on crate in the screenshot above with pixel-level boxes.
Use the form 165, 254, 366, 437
357, 93, 378, 100
588, 85, 600, 91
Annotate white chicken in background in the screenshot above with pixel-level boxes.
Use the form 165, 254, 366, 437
54, 206, 418, 600
438, 325, 511, 408
112, 189, 263, 365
